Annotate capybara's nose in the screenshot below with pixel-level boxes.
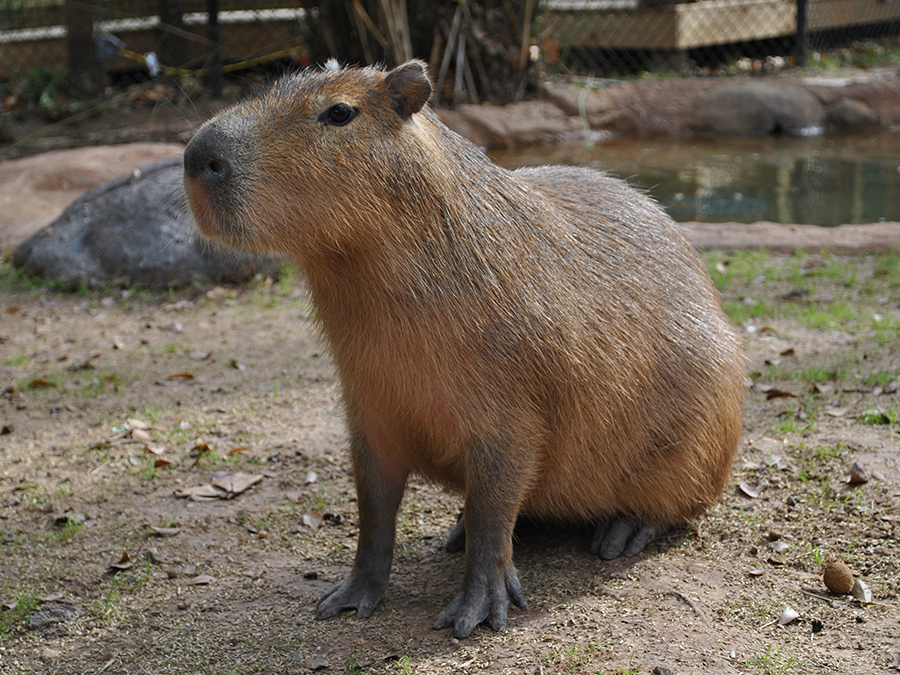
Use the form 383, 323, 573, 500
184, 125, 234, 186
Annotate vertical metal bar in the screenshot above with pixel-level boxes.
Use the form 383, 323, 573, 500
207, 0, 222, 96
65, 0, 99, 94
795, 0, 809, 66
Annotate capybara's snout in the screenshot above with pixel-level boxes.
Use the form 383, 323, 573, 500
184, 124, 235, 189
183, 123, 252, 244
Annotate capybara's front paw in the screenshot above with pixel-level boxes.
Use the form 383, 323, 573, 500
590, 519, 656, 559
433, 567, 528, 638
315, 573, 386, 620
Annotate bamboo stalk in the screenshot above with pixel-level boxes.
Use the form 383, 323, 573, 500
519, 0, 536, 71
436, 9, 462, 101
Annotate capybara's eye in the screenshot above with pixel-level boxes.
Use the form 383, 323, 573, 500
320, 104, 358, 127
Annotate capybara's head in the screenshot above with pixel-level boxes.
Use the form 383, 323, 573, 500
183, 60, 433, 260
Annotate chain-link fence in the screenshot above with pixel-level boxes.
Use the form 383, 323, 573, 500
537, 0, 900, 78
1, 0, 899, 105
0, 1, 306, 97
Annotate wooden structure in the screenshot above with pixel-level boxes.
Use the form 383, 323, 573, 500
541, 0, 900, 52
0, 2, 304, 80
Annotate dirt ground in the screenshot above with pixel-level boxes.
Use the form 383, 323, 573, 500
1, 248, 899, 675
1, 74, 899, 675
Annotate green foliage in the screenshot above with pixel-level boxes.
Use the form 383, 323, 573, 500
13, 66, 96, 115
745, 644, 803, 675
859, 404, 900, 426
0, 585, 39, 634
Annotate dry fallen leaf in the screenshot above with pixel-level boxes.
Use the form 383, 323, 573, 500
770, 541, 790, 554
211, 472, 263, 496
303, 511, 324, 529
132, 429, 154, 443
164, 372, 194, 381
174, 473, 263, 501
38, 592, 65, 603
173, 484, 228, 501
739, 479, 768, 499
766, 389, 799, 400
206, 286, 230, 301
851, 579, 873, 604
67, 354, 100, 371
27, 379, 57, 389
109, 551, 134, 571
190, 574, 216, 585
848, 462, 869, 485
149, 526, 181, 537
778, 607, 799, 625
228, 447, 251, 455
812, 382, 835, 395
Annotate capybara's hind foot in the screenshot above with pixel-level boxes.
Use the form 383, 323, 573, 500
445, 514, 466, 553
590, 519, 656, 559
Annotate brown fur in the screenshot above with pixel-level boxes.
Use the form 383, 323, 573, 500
184, 60, 745, 635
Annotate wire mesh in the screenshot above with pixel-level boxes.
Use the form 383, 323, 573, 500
536, 0, 900, 78
0, 0, 898, 102
0, 1, 307, 91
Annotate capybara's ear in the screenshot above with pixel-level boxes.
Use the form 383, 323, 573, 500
385, 61, 433, 119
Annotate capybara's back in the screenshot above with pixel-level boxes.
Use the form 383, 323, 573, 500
183, 60, 745, 639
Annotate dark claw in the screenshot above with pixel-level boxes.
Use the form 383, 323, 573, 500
433, 568, 527, 638
590, 519, 656, 559
315, 572, 387, 620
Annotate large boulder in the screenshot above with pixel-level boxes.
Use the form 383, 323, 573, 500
692, 82, 825, 136
0, 143, 184, 254
12, 157, 282, 289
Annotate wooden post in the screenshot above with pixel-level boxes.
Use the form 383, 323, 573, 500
795, 0, 809, 65
206, 0, 222, 96
158, 0, 187, 71
65, 0, 100, 93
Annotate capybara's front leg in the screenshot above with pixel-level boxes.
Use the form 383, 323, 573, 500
434, 441, 530, 638
315, 432, 407, 620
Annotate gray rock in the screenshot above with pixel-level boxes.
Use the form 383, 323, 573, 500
826, 97, 879, 132
12, 157, 282, 289
28, 603, 77, 631
693, 82, 825, 136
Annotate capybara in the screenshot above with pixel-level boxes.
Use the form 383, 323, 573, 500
183, 60, 745, 639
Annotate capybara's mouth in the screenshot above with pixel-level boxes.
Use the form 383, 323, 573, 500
183, 176, 228, 241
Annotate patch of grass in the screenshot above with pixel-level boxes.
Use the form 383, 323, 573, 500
770, 415, 812, 436
859, 404, 900, 426
3, 352, 30, 368
746, 644, 803, 675
0, 585, 40, 634
51, 517, 83, 543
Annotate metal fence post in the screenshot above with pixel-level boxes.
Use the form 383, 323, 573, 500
158, 0, 187, 73
206, 0, 222, 96
65, 0, 101, 94
795, 0, 809, 65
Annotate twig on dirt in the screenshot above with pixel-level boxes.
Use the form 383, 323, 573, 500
665, 590, 707, 623
94, 656, 117, 674
798, 586, 837, 604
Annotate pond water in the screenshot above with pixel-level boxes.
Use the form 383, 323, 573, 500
490, 132, 900, 227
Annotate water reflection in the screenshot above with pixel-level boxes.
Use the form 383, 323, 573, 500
490, 133, 900, 227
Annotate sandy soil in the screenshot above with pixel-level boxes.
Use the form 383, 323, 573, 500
0, 74, 898, 675
1, 249, 898, 675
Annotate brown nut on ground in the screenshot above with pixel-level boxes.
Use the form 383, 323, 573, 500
823, 561, 854, 594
